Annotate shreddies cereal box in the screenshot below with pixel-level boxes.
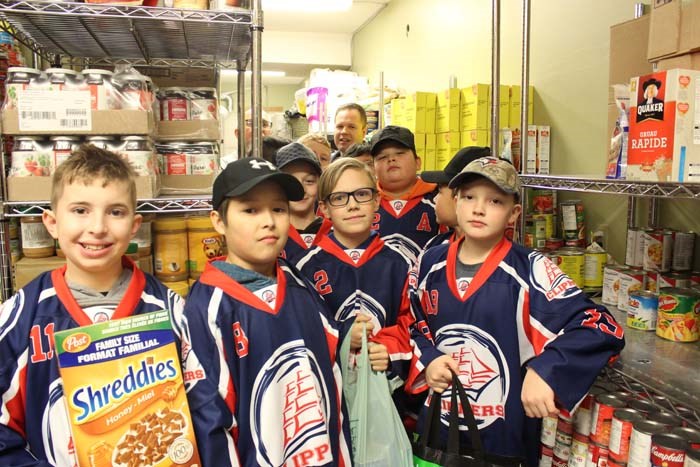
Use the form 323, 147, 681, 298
53, 310, 201, 467
628, 69, 700, 182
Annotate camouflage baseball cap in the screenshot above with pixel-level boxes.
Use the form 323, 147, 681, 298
448, 157, 521, 195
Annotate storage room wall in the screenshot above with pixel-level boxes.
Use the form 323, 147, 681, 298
353, 0, 700, 265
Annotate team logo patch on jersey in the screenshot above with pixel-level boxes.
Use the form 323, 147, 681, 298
433, 324, 509, 429
529, 252, 581, 301
457, 278, 470, 297
251, 341, 333, 467
335, 291, 387, 331
391, 199, 407, 215
346, 249, 363, 264
301, 234, 315, 248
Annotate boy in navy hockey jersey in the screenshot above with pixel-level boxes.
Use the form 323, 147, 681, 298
407, 157, 624, 466
0, 146, 184, 466
421, 146, 491, 251
276, 142, 332, 262
180, 158, 353, 467
371, 126, 440, 260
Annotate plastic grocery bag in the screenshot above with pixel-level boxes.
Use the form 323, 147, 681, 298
340, 323, 413, 467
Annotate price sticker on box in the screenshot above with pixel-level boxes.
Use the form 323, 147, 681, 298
18, 90, 92, 131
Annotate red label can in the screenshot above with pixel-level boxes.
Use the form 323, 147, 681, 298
166, 152, 190, 175
610, 408, 644, 462
672, 427, 700, 450
540, 444, 554, 467
587, 443, 609, 467
651, 434, 687, 467
591, 394, 628, 446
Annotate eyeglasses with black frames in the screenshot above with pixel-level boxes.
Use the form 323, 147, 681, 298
325, 187, 377, 207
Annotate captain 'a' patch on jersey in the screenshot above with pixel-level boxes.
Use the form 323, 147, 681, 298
250, 340, 334, 467
432, 324, 509, 430
528, 251, 581, 301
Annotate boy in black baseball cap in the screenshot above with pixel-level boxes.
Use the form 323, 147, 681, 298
421, 146, 491, 250
181, 157, 353, 466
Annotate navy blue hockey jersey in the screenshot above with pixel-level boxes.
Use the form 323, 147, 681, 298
407, 238, 624, 461
0, 259, 184, 466
423, 229, 459, 252
180, 260, 352, 467
282, 219, 332, 264
295, 233, 414, 362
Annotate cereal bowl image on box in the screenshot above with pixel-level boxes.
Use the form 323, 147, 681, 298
53, 310, 201, 467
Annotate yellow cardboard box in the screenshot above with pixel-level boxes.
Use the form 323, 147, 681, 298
424, 134, 437, 171
391, 98, 405, 127
461, 129, 490, 148
461, 84, 490, 130
497, 84, 510, 130
414, 132, 427, 162
436, 88, 461, 134
509, 85, 534, 129
436, 132, 461, 170
404, 92, 437, 134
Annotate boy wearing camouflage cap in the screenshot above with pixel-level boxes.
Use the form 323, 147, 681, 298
405, 157, 624, 465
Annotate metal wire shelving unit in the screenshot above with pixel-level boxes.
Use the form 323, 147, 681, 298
521, 174, 700, 199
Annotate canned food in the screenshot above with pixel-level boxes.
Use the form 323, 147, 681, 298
672, 406, 696, 423
120, 136, 155, 176
160, 87, 190, 121
651, 433, 687, 467
546, 237, 565, 250
618, 269, 647, 312
608, 460, 626, 467
189, 142, 218, 175
627, 291, 658, 331
648, 411, 684, 427
556, 248, 585, 288
540, 444, 555, 467
672, 232, 695, 272
554, 435, 572, 462
686, 448, 700, 467
153, 217, 188, 282
610, 408, 644, 462
50, 136, 79, 171
642, 229, 673, 272
576, 387, 606, 436
626, 227, 643, 268
5, 66, 41, 109
591, 394, 628, 446
628, 420, 670, 467
156, 143, 191, 175
542, 414, 558, 447
647, 271, 659, 293
587, 443, 609, 467
82, 68, 114, 110
21, 216, 55, 258
651, 394, 673, 411
570, 433, 589, 467
187, 216, 224, 279
532, 189, 556, 213
553, 454, 568, 467
585, 250, 607, 289
672, 427, 700, 449
190, 87, 217, 120
10, 136, 50, 177
534, 213, 556, 240
659, 272, 691, 290
561, 200, 585, 244
603, 266, 625, 306
692, 272, 700, 287
46, 68, 82, 91
627, 398, 656, 415
656, 288, 700, 342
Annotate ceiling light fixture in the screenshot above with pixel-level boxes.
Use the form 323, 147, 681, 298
262, 0, 352, 13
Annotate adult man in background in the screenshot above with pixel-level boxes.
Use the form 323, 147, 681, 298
235, 109, 272, 154
332, 103, 367, 161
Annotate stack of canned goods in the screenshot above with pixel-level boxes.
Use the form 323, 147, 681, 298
9, 135, 159, 177
157, 87, 218, 121
155, 142, 219, 176
4, 67, 154, 111
540, 378, 700, 467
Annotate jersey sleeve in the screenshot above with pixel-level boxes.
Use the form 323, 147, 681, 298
179, 289, 241, 467
0, 292, 51, 466
371, 271, 416, 371
521, 253, 625, 410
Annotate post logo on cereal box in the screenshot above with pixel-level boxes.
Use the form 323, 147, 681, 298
62, 332, 91, 353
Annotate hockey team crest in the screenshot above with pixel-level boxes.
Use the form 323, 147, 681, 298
529, 252, 581, 300
434, 324, 509, 429
335, 291, 387, 331
251, 341, 333, 467
382, 233, 421, 264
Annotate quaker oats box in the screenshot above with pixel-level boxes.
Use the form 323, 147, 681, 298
53, 310, 201, 467
627, 69, 700, 182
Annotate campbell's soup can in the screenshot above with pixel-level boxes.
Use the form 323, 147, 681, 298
685, 448, 700, 467
542, 414, 558, 447
575, 387, 606, 436
554, 437, 572, 462
659, 272, 691, 290
651, 434, 687, 467
642, 229, 673, 272
585, 250, 607, 289
672, 232, 695, 272
627, 398, 656, 415
618, 269, 647, 312
553, 454, 569, 467
587, 443, 609, 467
608, 460, 626, 467
570, 433, 590, 467
673, 427, 700, 450
603, 266, 625, 306
628, 420, 670, 467
610, 408, 644, 463
540, 444, 555, 467
627, 291, 658, 331
591, 394, 628, 446
673, 407, 696, 425
649, 411, 683, 427
656, 288, 700, 342
626, 227, 643, 268
556, 248, 585, 288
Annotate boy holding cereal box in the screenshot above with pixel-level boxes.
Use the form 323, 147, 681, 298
0, 145, 186, 465
180, 157, 353, 467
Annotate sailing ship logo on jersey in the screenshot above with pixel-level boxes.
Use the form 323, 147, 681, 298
529, 252, 581, 300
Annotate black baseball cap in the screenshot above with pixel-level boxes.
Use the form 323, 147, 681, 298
421, 146, 491, 184
212, 157, 304, 210
370, 125, 416, 156
275, 142, 322, 175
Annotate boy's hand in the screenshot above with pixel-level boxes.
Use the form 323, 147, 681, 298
368, 343, 389, 372
425, 355, 459, 393
350, 314, 374, 350
522, 367, 559, 418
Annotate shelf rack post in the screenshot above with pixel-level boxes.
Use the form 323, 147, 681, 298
378, 71, 384, 130
237, 64, 246, 158
250, 0, 263, 159
517, 0, 531, 242
490, 0, 501, 158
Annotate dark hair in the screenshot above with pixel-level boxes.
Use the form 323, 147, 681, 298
248, 136, 292, 164
334, 103, 367, 128
343, 142, 371, 159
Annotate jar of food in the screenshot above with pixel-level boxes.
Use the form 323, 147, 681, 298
189, 142, 219, 175
5, 67, 41, 109
156, 143, 191, 175
133, 214, 154, 257
126, 242, 140, 264
153, 217, 188, 281
187, 216, 223, 279
82, 68, 114, 110
85, 135, 116, 150
144, 76, 156, 110
11, 136, 50, 177
46, 68, 83, 91
163, 280, 189, 299
121, 136, 155, 176
189, 87, 217, 120
50, 136, 80, 172
160, 87, 190, 121
113, 72, 147, 110
21, 216, 55, 258
9, 218, 21, 263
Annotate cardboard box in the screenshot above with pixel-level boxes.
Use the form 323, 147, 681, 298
391, 98, 405, 127
157, 120, 221, 141
509, 85, 535, 128
7, 176, 52, 202
525, 125, 538, 174
424, 133, 437, 171
14, 256, 66, 290
414, 133, 427, 162
610, 15, 653, 96
460, 129, 490, 148
537, 126, 551, 174
627, 68, 700, 182
436, 132, 461, 170
436, 88, 461, 133
648, 0, 700, 61
160, 174, 216, 195
403, 92, 436, 134
461, 84, 490, 130
1, 109, 155, 136
54, 310, 201, 467
655, 51, 700, 70
497, 84, 510, 130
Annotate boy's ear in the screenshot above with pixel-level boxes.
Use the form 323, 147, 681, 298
130, 213, 143, 238
509, 203, 523, 224
414, 155, 422, 172
318, 201, 331, 219
42, 209, 59, 240
210, 209, 227, 236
